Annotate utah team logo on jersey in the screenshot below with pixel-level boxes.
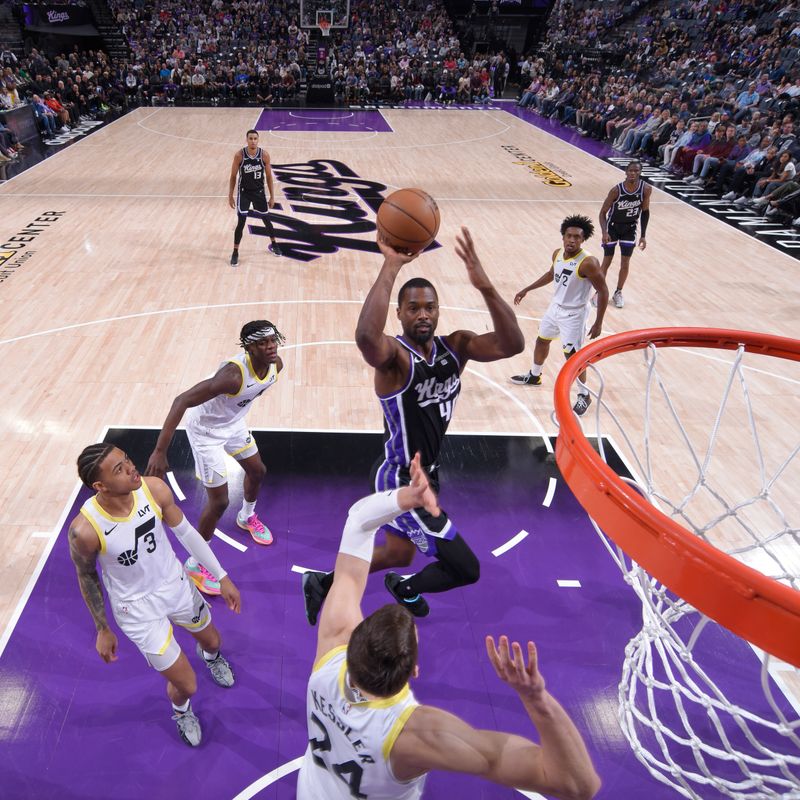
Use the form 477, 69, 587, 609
247, 159, 442, 263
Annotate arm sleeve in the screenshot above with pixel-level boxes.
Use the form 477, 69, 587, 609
640, 209, 650, 235
338, 490, 403, 563
170, 517, 227, 580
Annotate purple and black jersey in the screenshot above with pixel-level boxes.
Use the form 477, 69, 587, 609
378, 335, 461, 472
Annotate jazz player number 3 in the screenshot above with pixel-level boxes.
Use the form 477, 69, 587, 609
69, 444, 241, 747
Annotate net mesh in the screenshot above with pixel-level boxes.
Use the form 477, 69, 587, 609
574, 340, 800, 799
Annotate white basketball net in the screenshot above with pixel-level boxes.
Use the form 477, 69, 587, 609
578, 341, 800, 799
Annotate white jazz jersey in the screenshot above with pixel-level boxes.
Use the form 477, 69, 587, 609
79, 481, 181, 604
185, 353, 278, 429
551, 247, 594, 308
297, 646, 425, 800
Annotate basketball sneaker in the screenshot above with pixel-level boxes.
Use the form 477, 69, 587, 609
385, 572, 430, 618
573, 393, 592, 416
172, 704, 202, 747
302, 570, 329, 626
185, 558, 221, 596
613, 289, 625, 308
196, 643, 235, 687
510, 371, 542, 386
236, 512, 273, 545
268, 242, 283, 256
230, 249, 239, 266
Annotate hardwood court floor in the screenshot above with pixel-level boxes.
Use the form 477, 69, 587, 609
0, 106, 798, 743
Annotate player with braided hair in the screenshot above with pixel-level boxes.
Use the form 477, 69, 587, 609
71, 443, 241, 747
146, 320, 285, 594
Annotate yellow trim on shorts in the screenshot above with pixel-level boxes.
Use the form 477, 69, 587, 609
313, 644, 347, 673
79, 509, 107, 554
537, 334, 558, 340
228, 437, 258, 459
382, 705, 419, 761
177, 610, 210, 631
225, 358, 247, 398
140, 479, 162, 519
157, 625, 174, 655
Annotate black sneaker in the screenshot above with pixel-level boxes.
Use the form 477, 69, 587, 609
268, 242, 283, 256
230, 250, 239, 266
302, 570, 327, 626
573, 394, 592, 416
385, 572, 430, 618
510, 371, 542, 386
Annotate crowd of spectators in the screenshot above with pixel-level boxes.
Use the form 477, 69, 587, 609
1, 43, 124, 156
515, 0, 800, 226
310, 0, 509, 105
105, 0, 309, 105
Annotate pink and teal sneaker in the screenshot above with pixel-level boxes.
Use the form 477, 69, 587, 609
236, 513, 273, 545
185, 558, 221, 596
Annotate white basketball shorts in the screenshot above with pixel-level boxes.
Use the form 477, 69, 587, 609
111, 569, 212, 671
538, 303, 590, 353
185, 417, 259, 488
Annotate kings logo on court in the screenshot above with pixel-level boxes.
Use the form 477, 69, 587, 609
247, 159, 442, 263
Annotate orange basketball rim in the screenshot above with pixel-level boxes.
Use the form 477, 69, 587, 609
554, 327, 800, 667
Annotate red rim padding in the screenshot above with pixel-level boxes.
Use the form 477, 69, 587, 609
554, 328, 800, 667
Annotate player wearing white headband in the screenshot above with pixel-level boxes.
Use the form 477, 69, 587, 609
146, 320, 286, 594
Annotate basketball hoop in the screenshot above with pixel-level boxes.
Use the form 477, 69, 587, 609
553, 327, 800, 799
319, 20, 330, 37
554, 327, 800, 665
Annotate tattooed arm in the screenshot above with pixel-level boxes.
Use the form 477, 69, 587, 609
68, 515, 118, 663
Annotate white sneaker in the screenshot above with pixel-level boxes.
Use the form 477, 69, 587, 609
733, 196, 749, 206
793, 217, 800, 227
752, 196, 768, 207
722, 191, 736, 200
612, 289, 624, 308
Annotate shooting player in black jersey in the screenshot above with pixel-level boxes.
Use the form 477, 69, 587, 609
302, 227, 525, 623
228, 129, 282, 265
597, 160, 651, 308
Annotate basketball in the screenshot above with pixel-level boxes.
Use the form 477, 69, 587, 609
376, 188, 440, 255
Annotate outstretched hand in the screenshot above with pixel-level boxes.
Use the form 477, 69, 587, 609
455, 226, 493, 292
407, 452, 440, 517
486, 635, 546, 701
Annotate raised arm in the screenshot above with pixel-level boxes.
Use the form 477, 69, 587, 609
68, 515, 118, 663
514, 249, 558, 304
315, 454, 439, 662
446, 227, 525, 364
145, 363, 243, 478
228, 150, 243, 209
354, 237, 418, 370
391, 637, 600, 800
598, 186, 618, 243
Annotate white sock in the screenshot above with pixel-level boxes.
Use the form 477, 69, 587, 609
172, 699, 190, 713
240, 499, 256, 519
576, 379, 589, 396
531, 364, 543, 377
202, 648, 219, 661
